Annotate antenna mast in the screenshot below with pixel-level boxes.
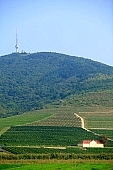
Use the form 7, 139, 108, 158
15, 28, 19, 53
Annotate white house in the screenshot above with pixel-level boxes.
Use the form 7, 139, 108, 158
78, 140, 104, 148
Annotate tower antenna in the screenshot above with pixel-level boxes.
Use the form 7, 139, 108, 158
15, 28, 19, 53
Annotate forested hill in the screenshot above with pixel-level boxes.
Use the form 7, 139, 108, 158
0, 52, 113, 117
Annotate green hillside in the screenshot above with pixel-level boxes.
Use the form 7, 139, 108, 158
57, 90, 113, 107
0, 52, 113, 117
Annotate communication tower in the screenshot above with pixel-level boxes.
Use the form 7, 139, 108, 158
15, 28, 19, 53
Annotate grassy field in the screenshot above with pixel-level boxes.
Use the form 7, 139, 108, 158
0, 162, 113, 170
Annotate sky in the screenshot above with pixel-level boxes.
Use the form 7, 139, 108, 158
0, 0, 113, 66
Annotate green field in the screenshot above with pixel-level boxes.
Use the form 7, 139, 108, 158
0, 126, 98, 146
0, 162, 113, 170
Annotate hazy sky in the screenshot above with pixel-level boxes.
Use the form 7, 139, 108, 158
0, 0, 113, 66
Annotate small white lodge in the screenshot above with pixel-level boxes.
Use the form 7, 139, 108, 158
78, 140, 104, 148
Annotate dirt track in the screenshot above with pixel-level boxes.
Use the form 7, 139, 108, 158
74, 113, 84, 128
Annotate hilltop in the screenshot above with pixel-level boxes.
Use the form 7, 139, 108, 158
0, 52, 113, 117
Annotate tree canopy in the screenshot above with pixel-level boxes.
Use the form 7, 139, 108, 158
0, 52, 113, 117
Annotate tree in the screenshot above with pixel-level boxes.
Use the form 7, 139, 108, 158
99, 134, 108, 146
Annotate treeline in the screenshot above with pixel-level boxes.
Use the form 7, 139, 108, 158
0, 52, 113, 117
0, 153, 113, 160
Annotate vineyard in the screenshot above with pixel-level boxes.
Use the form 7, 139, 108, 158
89, 129, 113, 140
78, 111, 113, 129
0, 108, 113, 161
0, 110, 54, 134
0, 126, 99, 146
78, 111, 113, 140
0, 107, 113, 158
1, 107, 113, 133
29, 113, 82, 127
0, 107, 82, 134
2, 146, 113, 155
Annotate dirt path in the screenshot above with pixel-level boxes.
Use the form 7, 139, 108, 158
74, 113, 90, 132
74, 113, 84, 129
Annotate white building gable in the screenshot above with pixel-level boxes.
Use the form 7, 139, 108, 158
78, 140, 104, 148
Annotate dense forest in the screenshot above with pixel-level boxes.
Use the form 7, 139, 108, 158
0, 52, 113, 117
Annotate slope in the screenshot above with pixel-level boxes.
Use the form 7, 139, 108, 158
0, 52, 113, 117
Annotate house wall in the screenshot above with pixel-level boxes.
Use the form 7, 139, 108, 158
78, 141, 104, 148
78, 144, 90, 147
89, 144, 104, 148
83, 144, 90, 147
89, 140, 104, 148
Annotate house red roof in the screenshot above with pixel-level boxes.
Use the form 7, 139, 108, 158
94, 140, 102, 144
78, 140, 102, 144
79, 140, 91, 144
